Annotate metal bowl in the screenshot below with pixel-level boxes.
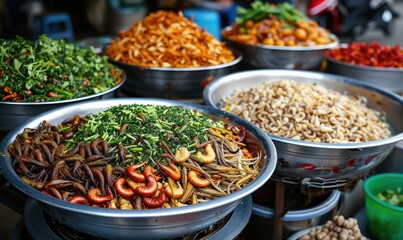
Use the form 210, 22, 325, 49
0, 74, 125, 136
326, 57, 403, 94
221, 26, 339, 70
203, 70, 403, 184
108, 50, 242, 99
250, 190, 341, 239
0, 98, 277, 239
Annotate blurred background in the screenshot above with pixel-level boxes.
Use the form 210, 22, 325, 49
0, 0, 401, 44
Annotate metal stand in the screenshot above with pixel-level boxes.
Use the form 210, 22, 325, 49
272, 180, 340, 240
0, 174, 26, 215
273, 181, 285, 240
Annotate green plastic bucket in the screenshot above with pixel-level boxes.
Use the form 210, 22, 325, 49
363, 173, 403, 240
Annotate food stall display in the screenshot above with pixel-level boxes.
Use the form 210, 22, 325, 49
0, 0, 401, 239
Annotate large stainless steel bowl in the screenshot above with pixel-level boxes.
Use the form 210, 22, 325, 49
0, 74, 125, 135
108, 50, 242, 99
222, 26, 339, 70
0, 98, 277, 239
326, 57, 403, 94
203, 70, 403, 183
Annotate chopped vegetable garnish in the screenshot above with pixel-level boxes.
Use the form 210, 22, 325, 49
0, 35, 123, 102
66, 104, 215, 163
377, 188, 403, 207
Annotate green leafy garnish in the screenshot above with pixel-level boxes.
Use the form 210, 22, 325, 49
66, 104, 218, 164
235, 1, 310, 25
0, 35, 122, 102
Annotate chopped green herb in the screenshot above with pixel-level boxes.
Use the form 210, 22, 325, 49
0, 35, 123, 102
235, 1, 309, 25
68, 104, 217, 164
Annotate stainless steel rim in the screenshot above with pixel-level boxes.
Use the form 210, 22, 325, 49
0, 72, 126, 106
326, 57, 403, 72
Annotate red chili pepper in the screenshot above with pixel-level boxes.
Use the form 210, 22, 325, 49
109, 67, 115, 76
47, 92, 58, 98
22, 90, 33, 95
82, 79, 90, 87
326, 42, 403, 68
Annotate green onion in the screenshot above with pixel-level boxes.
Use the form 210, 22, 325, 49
67, 104, 217, 164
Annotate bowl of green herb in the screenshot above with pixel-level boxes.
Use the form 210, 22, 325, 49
0, 35, 125, 134
363, 173, 403, 240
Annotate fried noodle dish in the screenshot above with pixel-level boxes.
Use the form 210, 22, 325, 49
7, 104, 264, 209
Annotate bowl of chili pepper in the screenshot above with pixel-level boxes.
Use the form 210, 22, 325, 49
0, 98, 277, 239
0, 35, 125, 135
104, 10, 242, 99
326, 42, 403, 93
221, 1, 339, 70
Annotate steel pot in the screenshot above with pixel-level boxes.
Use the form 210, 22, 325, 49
221, 26, 339, 70
203, 70, 403, 184
108, 50, 242, 99
0, 98, 277, 239
326, 56, 403, 94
